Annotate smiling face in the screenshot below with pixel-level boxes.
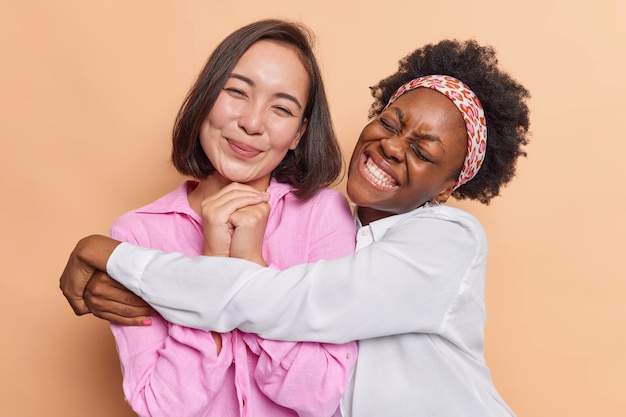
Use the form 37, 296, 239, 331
347, 87, 468, 225
198, 39, 310, 190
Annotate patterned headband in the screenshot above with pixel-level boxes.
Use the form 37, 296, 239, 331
384, 75, 487, 189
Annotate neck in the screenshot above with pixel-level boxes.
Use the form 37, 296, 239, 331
357, 206, 393, 226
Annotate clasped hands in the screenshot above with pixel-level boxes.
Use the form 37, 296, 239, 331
59, 183, 270, 326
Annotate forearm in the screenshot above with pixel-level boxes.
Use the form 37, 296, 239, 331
107, 242, 360, 342
77, 235, 122, 270
60, 234, 124, 315
106, 243, 269, 332
106, 213, 480, 343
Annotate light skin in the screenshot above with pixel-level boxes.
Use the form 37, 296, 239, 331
59, 87, 468, 325
69, 39, 311, 333
184, 39, 311, 351
191, 39, 310, 264
191, 39, 308, 204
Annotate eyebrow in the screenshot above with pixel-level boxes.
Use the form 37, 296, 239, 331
229, 73, 304, 110
393, 107, 445, 149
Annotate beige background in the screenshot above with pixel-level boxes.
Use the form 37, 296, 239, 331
1, 0, 624, 416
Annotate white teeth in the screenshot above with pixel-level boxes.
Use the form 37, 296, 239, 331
364, 157, 396, 188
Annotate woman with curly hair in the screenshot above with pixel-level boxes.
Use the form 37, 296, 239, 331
61, 38, 530, 416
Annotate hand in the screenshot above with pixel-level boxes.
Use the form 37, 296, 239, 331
229, 202, 270, 265
200, 183, 269, 256
200, 183, 269, 352
59, 235, 121, 316
85, 271, 158, 326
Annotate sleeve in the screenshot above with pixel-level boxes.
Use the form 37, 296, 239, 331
113, 323, 235, 417
243, 334, 356, 417
108, 211, 483, 344
109, 215, 232, 417
243, 189, 358, 417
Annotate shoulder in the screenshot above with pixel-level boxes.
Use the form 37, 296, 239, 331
425, 205, 484, 233
111, 206, 157, 242
308, 187, 351, 207
110, 182, 192, 240
384, 205, 486, 251
272, 185, 355, 233
271, 181, 351, 212
296, 188, 353, 222
297, 187, 350, 208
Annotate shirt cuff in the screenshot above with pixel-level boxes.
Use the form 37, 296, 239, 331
106, 241, 157, 297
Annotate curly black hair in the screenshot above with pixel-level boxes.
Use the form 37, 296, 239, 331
368, 39, 531, 204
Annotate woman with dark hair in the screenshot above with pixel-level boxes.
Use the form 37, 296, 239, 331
170, 19, 341, 200
61, 38, 530, 416
85, 19, 358, 417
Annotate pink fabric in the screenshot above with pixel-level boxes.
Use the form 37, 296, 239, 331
110, 180, 357, 417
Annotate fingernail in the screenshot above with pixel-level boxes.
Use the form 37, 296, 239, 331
142, 319, 152, 326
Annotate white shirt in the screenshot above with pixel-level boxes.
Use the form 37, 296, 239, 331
108, 204, 515, 417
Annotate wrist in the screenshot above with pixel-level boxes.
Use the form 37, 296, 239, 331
76, 235, 121, 272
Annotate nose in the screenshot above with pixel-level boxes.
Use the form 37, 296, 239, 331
238, 103, 265, 135
379, 136, 408, 163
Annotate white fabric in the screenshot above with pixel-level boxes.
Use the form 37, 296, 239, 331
107, 204, 515, 417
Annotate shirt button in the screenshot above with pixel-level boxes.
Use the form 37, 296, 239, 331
360, 228, 370, 237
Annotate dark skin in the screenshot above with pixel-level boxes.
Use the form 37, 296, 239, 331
60, 234, 125, 317
61, 188, 271, 325
60, 88, 468, 326
347, 88, 466, 224
84, 272, 156, 322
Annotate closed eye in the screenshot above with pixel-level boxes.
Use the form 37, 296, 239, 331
273, 106, 295, 117
379, 117, 398, 134
224, 87, 246, 98
410, 142, 432, 162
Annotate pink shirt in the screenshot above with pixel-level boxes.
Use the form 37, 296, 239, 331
109, 180, 358, 417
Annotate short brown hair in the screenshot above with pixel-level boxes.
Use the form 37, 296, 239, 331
171, 19, 343, 200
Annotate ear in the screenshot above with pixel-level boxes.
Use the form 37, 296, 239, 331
431, 178, 456, 205
289, 117, 308, 150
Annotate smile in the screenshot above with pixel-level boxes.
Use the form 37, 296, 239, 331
361, 155, 399, 190
227, 139, 262, 158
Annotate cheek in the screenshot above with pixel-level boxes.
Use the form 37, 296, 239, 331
198, 117, 217, 147
198, 118, 210, 143
266, 119, 303, 151
358, 122, 379, 140
404, 160, 443, 196
350, 127, 374, 156
348, 141, 365, 168
206, 93, 240, 126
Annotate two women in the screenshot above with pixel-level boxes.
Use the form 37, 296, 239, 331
61, 36, 530, 416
